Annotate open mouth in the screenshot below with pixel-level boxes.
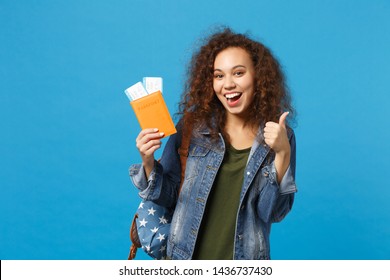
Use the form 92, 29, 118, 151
224, 92, 242, 105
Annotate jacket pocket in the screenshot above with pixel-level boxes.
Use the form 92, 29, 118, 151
184, 144, 210, 180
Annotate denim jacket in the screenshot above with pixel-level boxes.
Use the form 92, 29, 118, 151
130, 123, 297, 260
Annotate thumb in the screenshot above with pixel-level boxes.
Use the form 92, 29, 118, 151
279, 112, 289, 128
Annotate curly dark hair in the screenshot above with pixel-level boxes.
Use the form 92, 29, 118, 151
178, 27, 295, 142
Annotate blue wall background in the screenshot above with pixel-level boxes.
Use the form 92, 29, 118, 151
1, 0, 389, 260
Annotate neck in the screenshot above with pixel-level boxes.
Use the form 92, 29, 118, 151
224, 114, 257, 149
225, 113, 247, 130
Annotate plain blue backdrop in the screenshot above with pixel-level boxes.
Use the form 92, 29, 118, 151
1, 0, 389, 260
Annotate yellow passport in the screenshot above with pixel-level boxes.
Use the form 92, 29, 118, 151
130, 91, 177, 137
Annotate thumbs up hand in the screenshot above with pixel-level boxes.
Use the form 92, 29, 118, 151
264, 112, 290, 154
264, 112, 291, 184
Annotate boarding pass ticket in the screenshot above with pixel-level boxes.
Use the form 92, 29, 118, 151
124, 77, 163, 101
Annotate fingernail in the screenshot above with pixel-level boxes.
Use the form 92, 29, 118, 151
160, 132, 165, 137
153, 128, 158, 132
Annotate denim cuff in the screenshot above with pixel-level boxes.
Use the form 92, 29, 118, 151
129, 163, 148, 191
271, 164, 297, 195
129, 161, 163, 200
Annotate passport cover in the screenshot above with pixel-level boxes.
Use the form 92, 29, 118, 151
130, 90, 177, 137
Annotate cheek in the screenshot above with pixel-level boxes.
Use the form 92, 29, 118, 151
243, 79, 255, 97
213, 80, 222, 93
243, 76, 255, 89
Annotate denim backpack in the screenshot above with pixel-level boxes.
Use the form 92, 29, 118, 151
128, 127, 191, 260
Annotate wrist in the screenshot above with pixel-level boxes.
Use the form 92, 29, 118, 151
275, 147, 290, 159
142, 158, 155, 179
274, 148, 290, 184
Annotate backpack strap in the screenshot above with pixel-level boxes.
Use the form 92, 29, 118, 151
128, 213, 141, 260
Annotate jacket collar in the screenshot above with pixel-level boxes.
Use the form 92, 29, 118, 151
195, 121, 293, 159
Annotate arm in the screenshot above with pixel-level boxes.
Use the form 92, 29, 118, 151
257, 128, 297, 223
130, 125, 183, 208
264, 112, 291, 184
135, 128, 164, 179
271, 129, 297, 222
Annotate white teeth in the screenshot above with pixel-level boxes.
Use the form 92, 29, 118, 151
225, 93, 241, 99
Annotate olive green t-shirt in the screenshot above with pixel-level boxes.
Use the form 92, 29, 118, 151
192, 145, 251, 260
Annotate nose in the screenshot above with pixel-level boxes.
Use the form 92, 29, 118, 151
223, 75, 236, 90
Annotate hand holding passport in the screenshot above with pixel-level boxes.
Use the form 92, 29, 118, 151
124, 77, 177, 138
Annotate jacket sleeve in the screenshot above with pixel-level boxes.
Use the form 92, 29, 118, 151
270, 128, 297, 223
129, 124, 183, 208
257, 128, 297, 224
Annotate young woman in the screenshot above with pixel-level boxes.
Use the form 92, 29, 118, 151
130, 28, 297, 260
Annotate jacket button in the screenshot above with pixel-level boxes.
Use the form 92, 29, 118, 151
246, 171, 250, 175
238, 234, 243, 240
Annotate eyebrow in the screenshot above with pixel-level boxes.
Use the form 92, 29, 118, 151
213, 65, 247, 72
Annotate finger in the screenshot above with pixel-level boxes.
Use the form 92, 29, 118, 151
278, 112, 289, 128
263, 131, 273, 137
137, 134, 160, 150
265, 121, 278, 127
136, 128, 159, 142
145, 132, 165, 141
264, 125, 278, 133
137, 131, 165, 146
264, 123, 283, 135
139, 139, 162, 155
147, 144, 161, 155
142, 144, 161, 156
264, 137, 274, 147
263, 132, 277, 140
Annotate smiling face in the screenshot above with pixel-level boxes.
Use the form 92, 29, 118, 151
213, 47, 256, 120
